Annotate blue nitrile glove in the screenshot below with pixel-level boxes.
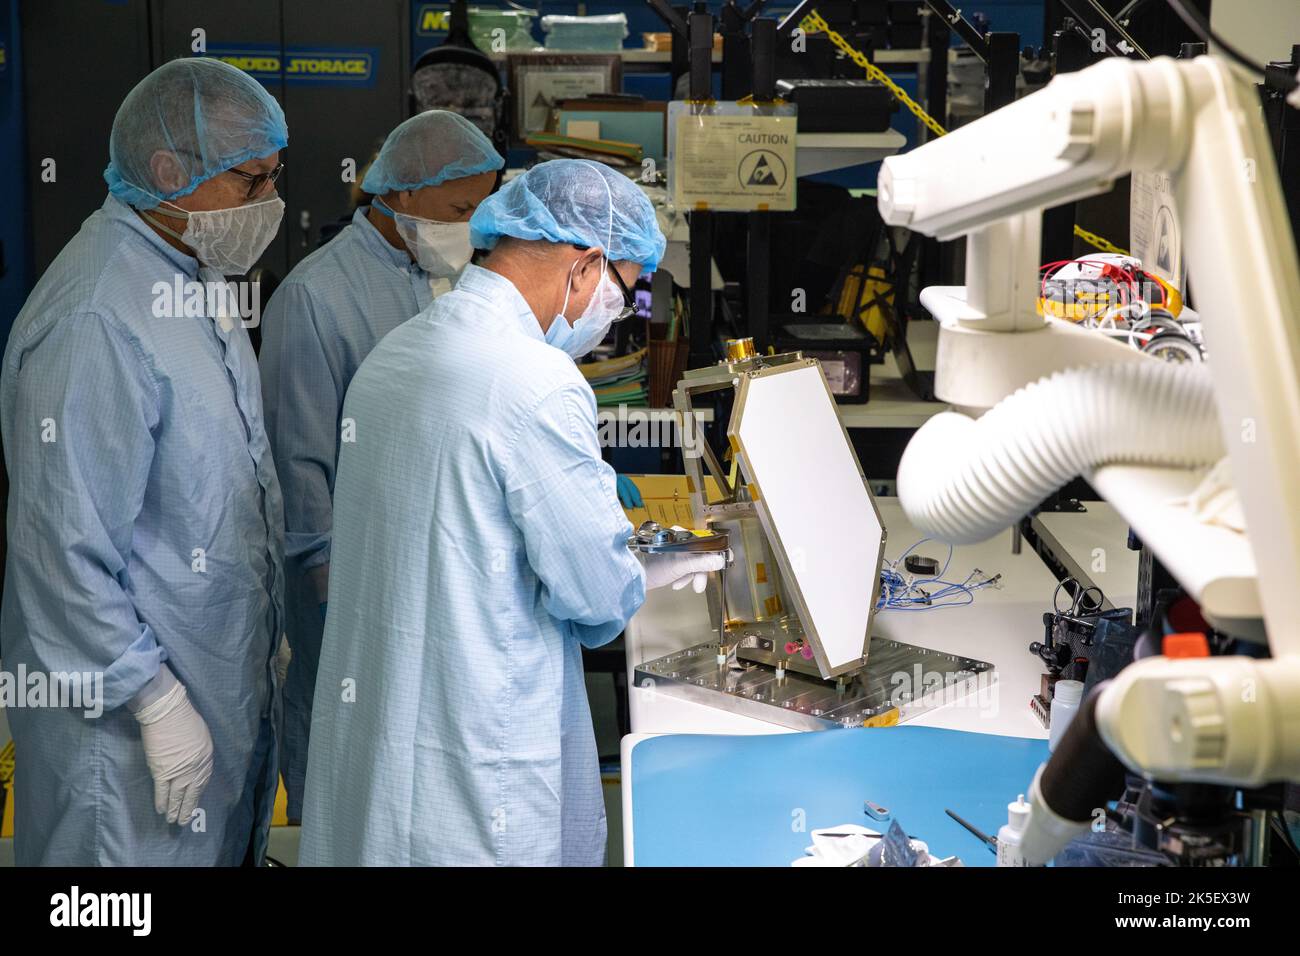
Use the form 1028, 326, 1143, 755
616, 475, 643, 509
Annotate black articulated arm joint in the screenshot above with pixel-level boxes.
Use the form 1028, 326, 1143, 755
1040, 680, 1128, 821
1019, 679, 1131, 864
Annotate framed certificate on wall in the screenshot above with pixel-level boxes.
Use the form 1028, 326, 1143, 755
506, 53, 622, 141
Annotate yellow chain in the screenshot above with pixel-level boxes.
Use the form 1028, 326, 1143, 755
1070, 226, 1130, 256
803, 10, 946, 138
800, 10, 1130, 257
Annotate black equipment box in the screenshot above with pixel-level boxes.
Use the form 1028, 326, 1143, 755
771, 320, 882, 404
775, 78, 896, 132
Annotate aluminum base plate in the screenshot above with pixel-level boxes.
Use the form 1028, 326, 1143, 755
635, 637, 995, 731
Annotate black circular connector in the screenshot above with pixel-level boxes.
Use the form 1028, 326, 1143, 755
903, 554, 940, 576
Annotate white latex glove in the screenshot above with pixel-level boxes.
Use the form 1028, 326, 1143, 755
275, 634, 292, 685
134, 680, 215, 825
643, 550, 727, 592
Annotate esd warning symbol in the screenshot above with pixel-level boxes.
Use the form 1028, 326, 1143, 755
740, 149, 787, 189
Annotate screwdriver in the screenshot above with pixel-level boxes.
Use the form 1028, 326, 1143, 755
945, 807, 998, 855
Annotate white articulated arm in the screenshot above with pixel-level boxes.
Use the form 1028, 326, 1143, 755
881, 55, 1300, 651
881, 53, 1300, 789
1097, 656, 1300, 787
879, 58, 1198, 404
1172, 60, 1300, 660
878, 56, 1189, 239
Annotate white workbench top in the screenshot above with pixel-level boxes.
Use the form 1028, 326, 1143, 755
626, 497, 1061, 739
1033, 503, 1140, 611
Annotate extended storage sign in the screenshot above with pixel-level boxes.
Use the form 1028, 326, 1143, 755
206, 45, 378, 87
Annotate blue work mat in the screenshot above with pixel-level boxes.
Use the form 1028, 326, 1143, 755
629, 727, 1049, 866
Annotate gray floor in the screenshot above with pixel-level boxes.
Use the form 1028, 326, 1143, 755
587, 667, 627, 866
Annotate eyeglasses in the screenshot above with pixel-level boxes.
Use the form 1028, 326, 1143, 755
607, 263, 638, 323
572, 244, 640, 323
228, 163, 284, 200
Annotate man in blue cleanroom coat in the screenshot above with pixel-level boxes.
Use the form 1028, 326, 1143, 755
299, 160, 725, 865
258, 109, 503, 822
1, 57, 288, 865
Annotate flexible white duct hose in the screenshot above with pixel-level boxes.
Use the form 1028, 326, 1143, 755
897, 362, 1225, 544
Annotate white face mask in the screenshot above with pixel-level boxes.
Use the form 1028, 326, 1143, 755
375, 196, 474, 279
145, 195, 285, 276
546, 257, 626, 359
395, 216, 473, 279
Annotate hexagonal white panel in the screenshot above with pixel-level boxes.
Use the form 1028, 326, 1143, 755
731, 361, 886, 677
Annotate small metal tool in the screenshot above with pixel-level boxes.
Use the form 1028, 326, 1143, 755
626, 520, 730, 554
628, 520, 734, 661
945, 807, 998, 854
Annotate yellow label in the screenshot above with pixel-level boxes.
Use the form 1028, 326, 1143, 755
619, 474, 722, 527
417, 7, 451, 34
862, 708, 900, 728
284, 55, 369, 77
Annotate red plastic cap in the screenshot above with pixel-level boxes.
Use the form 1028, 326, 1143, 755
1167, 596, 1210, 635
1163, 632, 1210, 658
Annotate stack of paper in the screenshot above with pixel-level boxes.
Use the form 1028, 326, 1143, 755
525, 132, 642, 167
579, 347, 648, 407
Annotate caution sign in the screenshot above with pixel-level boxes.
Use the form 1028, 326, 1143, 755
669, 105, 797, 212
1130, 171, 1184, 291
742, 150, 786, 187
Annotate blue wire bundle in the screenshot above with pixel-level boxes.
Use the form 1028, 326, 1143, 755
877, 538, 1001, 612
